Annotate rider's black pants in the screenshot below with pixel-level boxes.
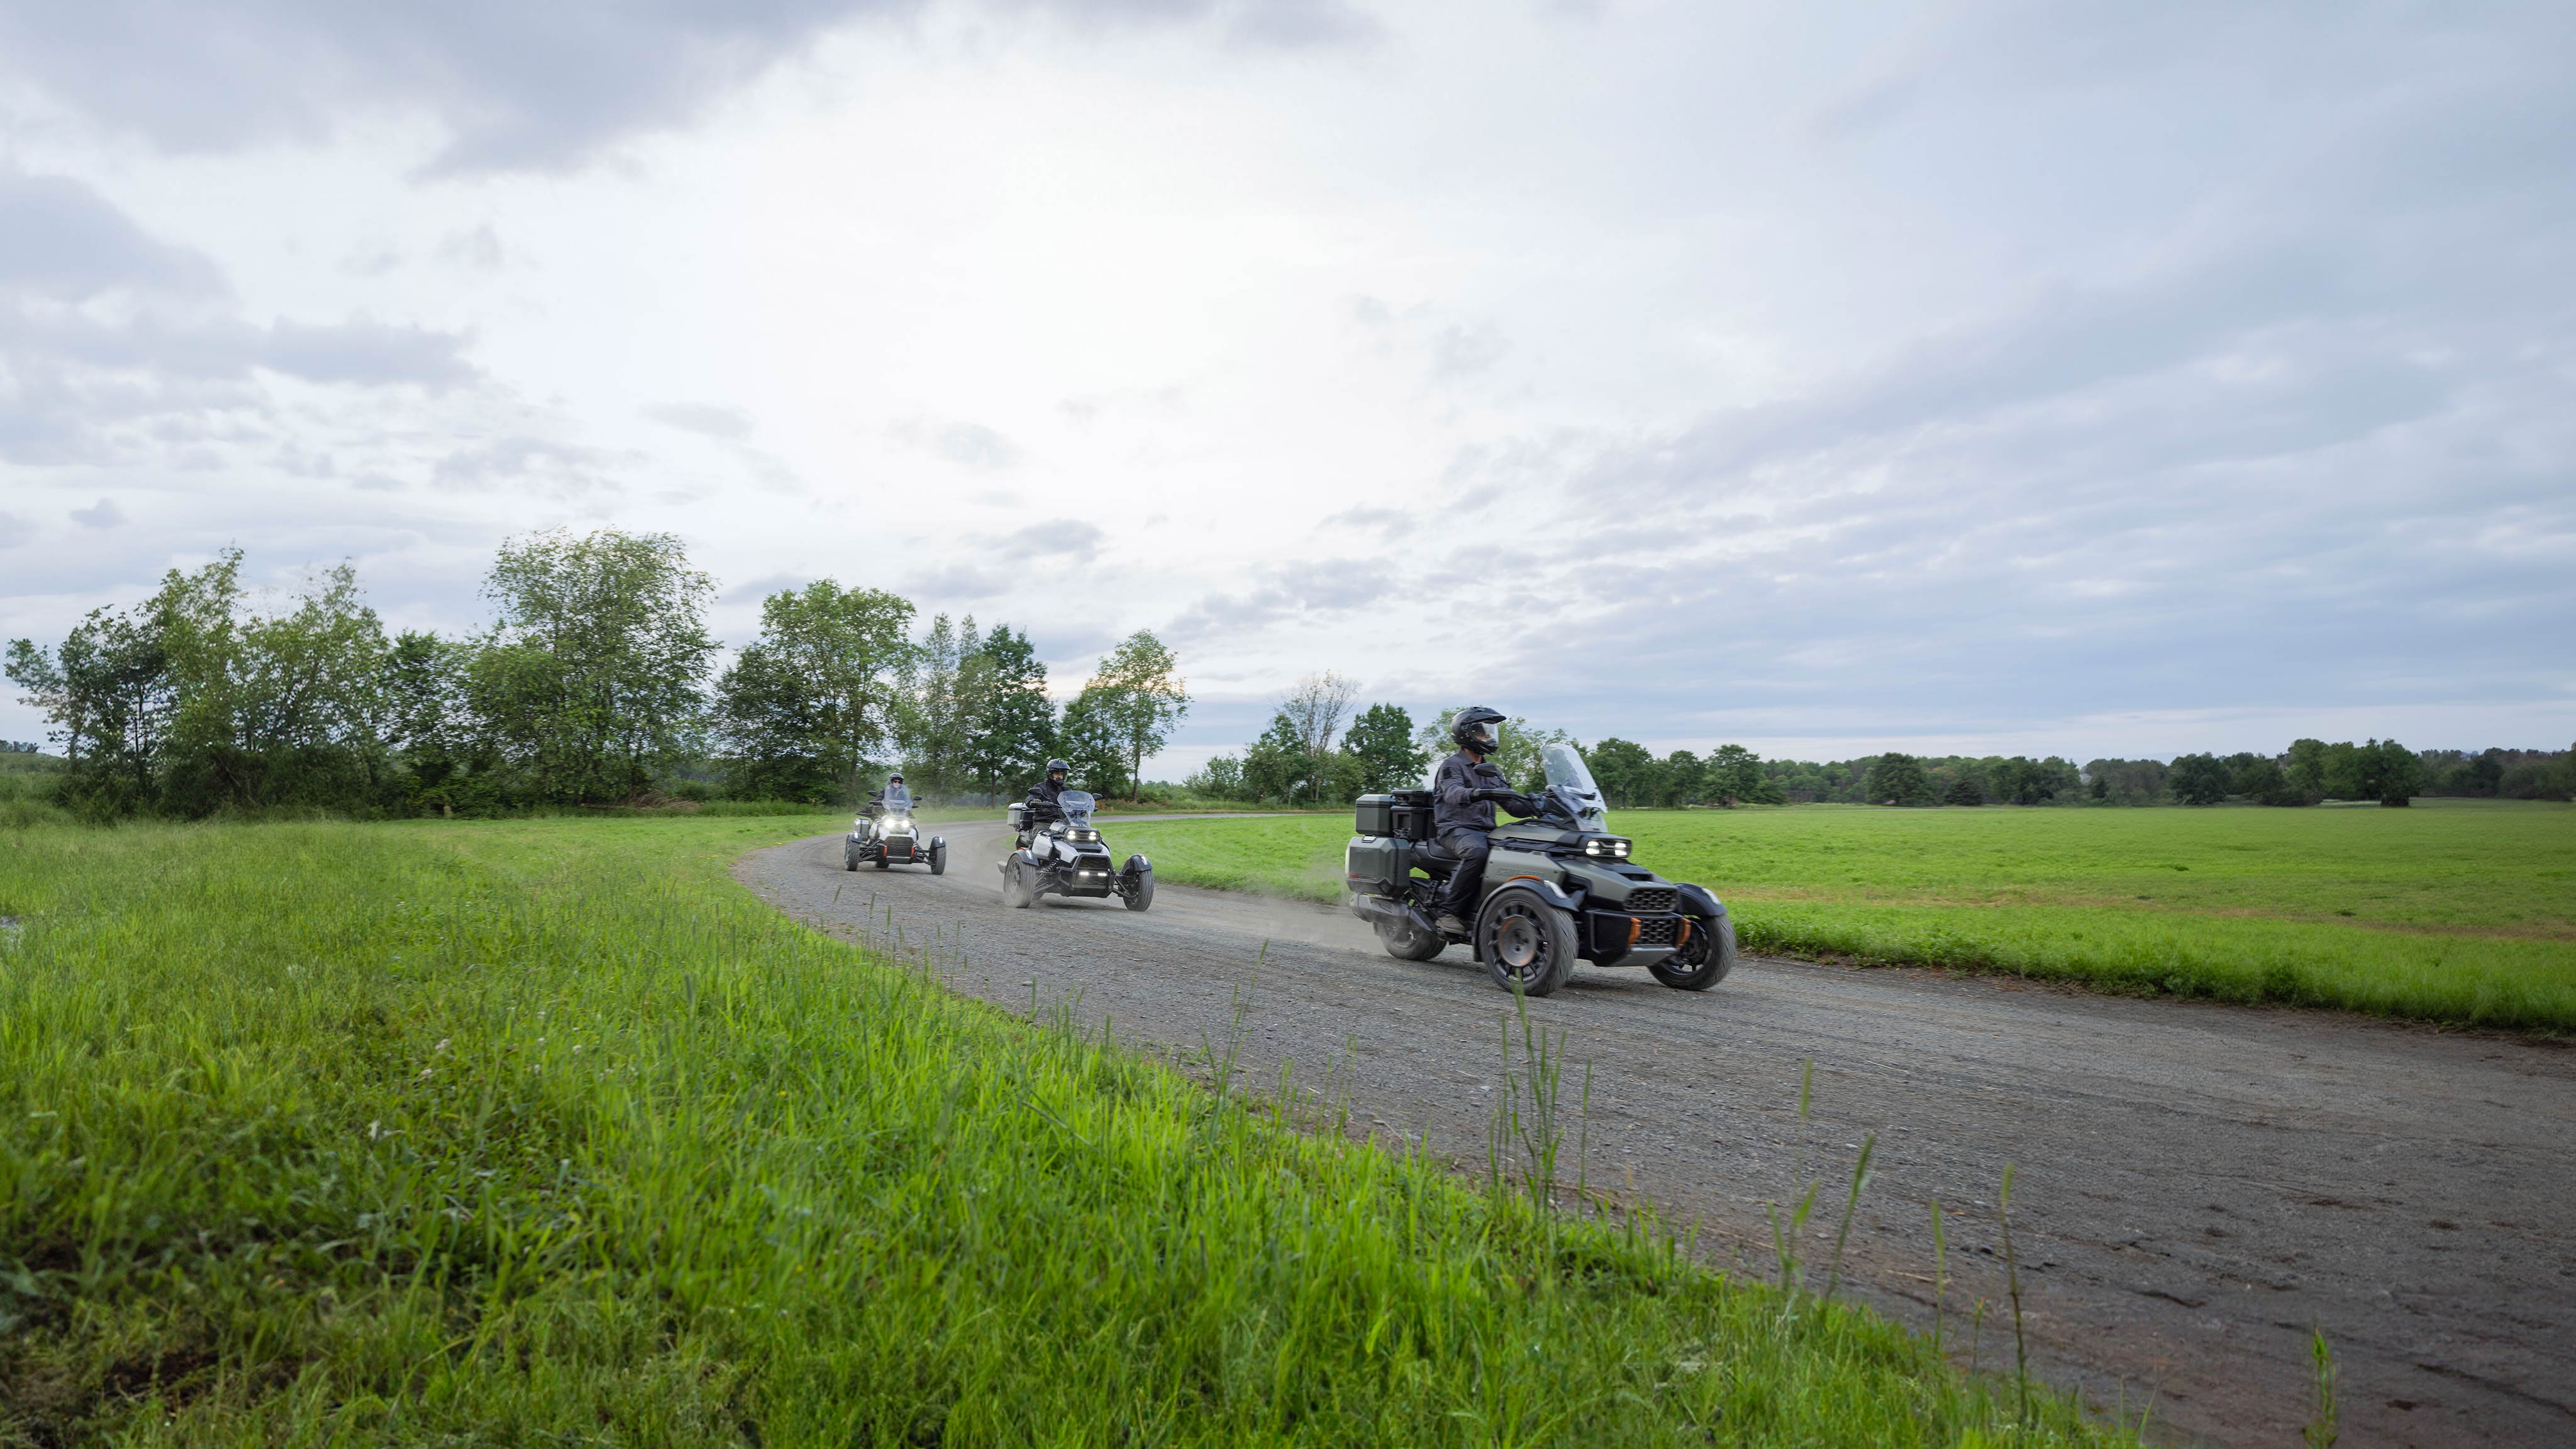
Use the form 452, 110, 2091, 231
1435, 830, 1490, 920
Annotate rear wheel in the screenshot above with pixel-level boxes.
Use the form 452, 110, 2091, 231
1476, 887, 1578, 996
1001, 858, 1035, 909
1650, 911, 1736, 991
1374, 916, 1445, 961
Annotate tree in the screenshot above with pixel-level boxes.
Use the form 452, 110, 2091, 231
1944, 774, 1985, 806
715, 580, 914, 803
1241, 711, 1311, 803
470, 529, 716, 804
1662, 750, 1709, 806
8, 583, 179, 816
1055, 684, 1129, 797
958, 625, 1054, 801
1185, 754, 1246, 799
1277, 672, 1358, 803
1862, 752, 1932, 806
1584, 737, 1659, 806
1090, 630, 1188, 802
1341, 702, 1426, 794
2357, 737, 2423, 807
896, 614, 977, 797
2168, 753, 2231, 806
1706, 744, 1765, 805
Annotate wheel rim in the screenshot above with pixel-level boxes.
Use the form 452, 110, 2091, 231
1492, 909, 1546, 977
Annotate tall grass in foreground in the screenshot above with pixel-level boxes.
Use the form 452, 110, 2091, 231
0, 818, 2126, 1445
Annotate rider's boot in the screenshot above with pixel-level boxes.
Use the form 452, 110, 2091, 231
1435, 913, 1467, 938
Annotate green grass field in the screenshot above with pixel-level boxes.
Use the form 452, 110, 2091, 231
0, 816, 2124, 1445
1111, 801, 2576, 1030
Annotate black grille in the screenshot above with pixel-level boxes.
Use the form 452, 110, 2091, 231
1636, 915, 1679, 946
1625, 887, 1678, 914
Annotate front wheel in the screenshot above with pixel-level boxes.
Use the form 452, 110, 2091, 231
1650, 911, 1736, 991
1475, 886, 1578, 997
844, 845, 859, 872
1374, 916, 1445, 961
929, 840, 947, 876
1122, 869, 1155, 912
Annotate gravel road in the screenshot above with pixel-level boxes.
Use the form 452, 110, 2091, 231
739, 818, 2575, 1448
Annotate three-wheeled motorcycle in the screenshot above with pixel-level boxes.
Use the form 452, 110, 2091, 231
1343, 742, 1735, 996
1000, 789, 1155, 910
847, 782, 947, 873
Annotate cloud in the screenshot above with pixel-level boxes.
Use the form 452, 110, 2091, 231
0, 1, 1377, 174
431, 436, 618, 497
1168, 556, 1391, 640
437, 224, 506, 270
893, 417, 1024, 469
0, 171, 485, 464
70, 498, 125, 529
645, 401, 755, 440
996, 519, 1102, 562
260, 318, 477, 389
0, 512, 31, 550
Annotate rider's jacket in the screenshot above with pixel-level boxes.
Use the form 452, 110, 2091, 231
1433, 750, 1513, 838
1024, 777, 1070, 826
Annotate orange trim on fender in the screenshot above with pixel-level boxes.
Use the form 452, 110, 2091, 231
1677, 918, 1693, 945
1626, 917, 1641, 947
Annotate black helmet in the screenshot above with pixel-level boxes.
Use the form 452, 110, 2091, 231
1045, 758, 1070, 779
888, 772, 904, 784
1451, 706, 1504, 755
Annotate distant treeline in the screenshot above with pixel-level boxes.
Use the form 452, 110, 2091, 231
1185, 687, 2573, 809
4, 532, 1187, 819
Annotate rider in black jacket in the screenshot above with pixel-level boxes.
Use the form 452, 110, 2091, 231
1430, 707, 1538, 936
1020, 759, 1074, 843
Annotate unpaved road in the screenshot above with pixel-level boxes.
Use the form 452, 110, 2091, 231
741, 819, 2575, 1447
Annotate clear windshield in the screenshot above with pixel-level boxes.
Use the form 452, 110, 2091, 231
1543, 743, 1609, 830
883, 784, 911, 811
1058, 790, 1096, 827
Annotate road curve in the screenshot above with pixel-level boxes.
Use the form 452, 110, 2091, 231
738, 817, 2575, 1448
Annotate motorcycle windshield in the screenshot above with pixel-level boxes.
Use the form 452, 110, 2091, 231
1057, 790, 1096, 828
882, 785, 911, 811
1543, 743, 1609, 830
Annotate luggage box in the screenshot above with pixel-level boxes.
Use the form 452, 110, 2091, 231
1353, 793, 1397, 836
1345, 835, 1413, 894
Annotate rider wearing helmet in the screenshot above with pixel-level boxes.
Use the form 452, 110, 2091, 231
1430, 706, 1538, 937
1023, 759, 1075, 841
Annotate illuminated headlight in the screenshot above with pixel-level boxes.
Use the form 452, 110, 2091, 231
1582, 836, 1633, 859
1070, 828, 1100, 843
887, 814, 913, 830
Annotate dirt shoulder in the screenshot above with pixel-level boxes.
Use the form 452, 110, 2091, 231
740, 822, 2576, 1448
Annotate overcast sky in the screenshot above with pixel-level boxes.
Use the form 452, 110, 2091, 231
3, 0, 2570, 773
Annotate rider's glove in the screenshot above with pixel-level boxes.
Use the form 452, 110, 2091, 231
1469, 787, 1516, 803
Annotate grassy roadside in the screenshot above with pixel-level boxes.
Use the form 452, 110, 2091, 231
1109, 802, 2576, 1030
0, 817, 2124, 1445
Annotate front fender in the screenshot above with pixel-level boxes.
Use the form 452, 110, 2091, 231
1496, 875, 1584, 915
1676, 882, 1729, 922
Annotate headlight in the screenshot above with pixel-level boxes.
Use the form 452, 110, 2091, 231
887, 814, 912, 830
1071, 828, 1100, 843
1582, 836, 1632, 859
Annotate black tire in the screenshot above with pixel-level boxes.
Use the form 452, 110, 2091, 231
843, 847, 858, 872
999, 858, 1029, 909
1374, 916, 1445, 961
1650, 910, 1736, 991
1122, 869, 1154, 912
929, 841, 947, 877
1475, 886, 1578, 996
